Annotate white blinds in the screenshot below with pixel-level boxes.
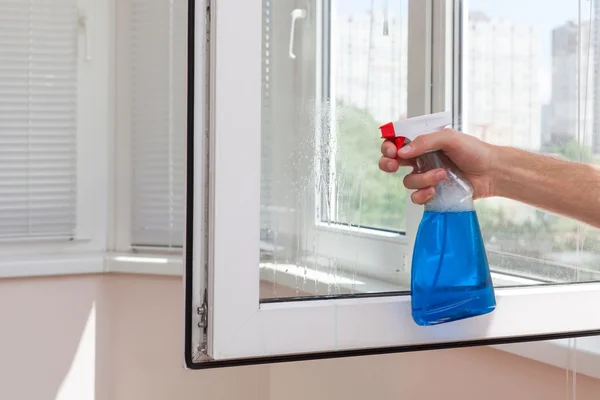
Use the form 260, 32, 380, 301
0, 0, 78, 239
130, 0, 187, 247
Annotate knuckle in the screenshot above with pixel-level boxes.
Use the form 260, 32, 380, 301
403, 173, 423, 189
425, 170, 439, 185
413, 136, 426, 149
441, 127, 455, 136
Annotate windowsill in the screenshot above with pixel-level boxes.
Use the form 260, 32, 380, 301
0, 252, 182, 279
0, 253, 106, 278
1, 252, 598, 378
104, 253, 183, 276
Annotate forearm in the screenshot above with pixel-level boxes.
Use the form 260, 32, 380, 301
492, 146, 600, 228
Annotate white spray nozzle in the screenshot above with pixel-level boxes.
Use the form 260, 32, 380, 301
379, 112, 452, 146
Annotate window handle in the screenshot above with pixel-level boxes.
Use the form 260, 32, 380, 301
288, 8, 307, 59
78, 11, 91, 61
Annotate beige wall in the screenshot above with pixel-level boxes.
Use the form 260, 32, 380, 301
1, 274, 600, 400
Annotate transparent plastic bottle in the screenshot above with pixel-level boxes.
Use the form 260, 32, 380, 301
410, 150, 495, 326
379, 112, 496, 326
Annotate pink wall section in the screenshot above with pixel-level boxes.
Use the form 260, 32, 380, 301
1, 274, 599, 400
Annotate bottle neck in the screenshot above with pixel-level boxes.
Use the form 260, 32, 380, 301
418, 151, 476, 213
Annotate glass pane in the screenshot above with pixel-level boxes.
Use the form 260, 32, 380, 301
259, 0, 411, 300
462, 0, 600, 285
328, 0, 408, 231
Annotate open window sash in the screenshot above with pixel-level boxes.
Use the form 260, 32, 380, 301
184, 0, 600, 368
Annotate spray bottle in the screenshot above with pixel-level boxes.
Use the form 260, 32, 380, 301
379, 112, 496, 326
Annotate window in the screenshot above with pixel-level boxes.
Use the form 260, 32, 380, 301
258, 0, 414, 299
185, 0, 600, 367
0, 0, 188, 271
462, 0, 600, 283
4, 0, 598, 373
114, 0, 187, 252
0, 1, 78, 240
0, 0, 109, 265
129, 0, 187, 248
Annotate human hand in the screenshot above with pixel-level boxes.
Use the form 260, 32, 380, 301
378, 128, 496, 204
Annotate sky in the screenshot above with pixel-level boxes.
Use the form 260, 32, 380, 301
334, 0, 588, 104
335, 0, 580, 25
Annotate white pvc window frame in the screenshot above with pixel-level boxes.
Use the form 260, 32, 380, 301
186, 0, 600, 366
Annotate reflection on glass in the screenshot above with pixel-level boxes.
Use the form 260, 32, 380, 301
464, 0, 600, 284
259, 0, 410, 299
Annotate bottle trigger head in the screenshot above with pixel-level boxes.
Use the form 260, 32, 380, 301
379, 122, 407, 151
379, 122, 395, 139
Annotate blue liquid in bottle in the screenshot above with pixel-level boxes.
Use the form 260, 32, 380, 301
411, 211, 496, 326
410, 150, 496, 326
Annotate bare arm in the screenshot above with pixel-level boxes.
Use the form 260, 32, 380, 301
492, 146, 600, 228
379, 128, 600, 228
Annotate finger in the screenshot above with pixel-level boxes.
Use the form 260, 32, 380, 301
397, 128, 456, 159
411, 187, 435, 205
381, 140, 397, 158
379, 156, 414, 173
403, 168, 447, 190
379, 156, 400, 173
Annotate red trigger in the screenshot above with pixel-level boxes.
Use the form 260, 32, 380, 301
394, 137, 406, 150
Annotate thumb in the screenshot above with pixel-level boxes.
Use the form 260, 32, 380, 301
397, 128, 455, 159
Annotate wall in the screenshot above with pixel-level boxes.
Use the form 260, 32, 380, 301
1, 274, 600, 400
0, 275, 113, 400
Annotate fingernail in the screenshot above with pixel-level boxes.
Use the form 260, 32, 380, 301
387, 161, 395, 171
435, 170, 446, 180
398, 145, 411, 156
386, 148, 397, 158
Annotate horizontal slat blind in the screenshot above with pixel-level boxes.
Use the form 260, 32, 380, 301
130, 0, 186, 247
0, 0, 78, 239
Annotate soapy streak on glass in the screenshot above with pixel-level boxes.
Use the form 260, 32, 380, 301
260, 101, 388, 298
259, 0, 410, 299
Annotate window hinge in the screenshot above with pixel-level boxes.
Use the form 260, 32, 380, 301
194, 289, 211, 362
197, 298, 208, 330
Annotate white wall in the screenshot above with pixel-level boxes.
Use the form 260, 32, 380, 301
2, 274, 600, 400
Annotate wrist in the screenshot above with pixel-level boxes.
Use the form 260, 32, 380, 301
488, 145, 515, 199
